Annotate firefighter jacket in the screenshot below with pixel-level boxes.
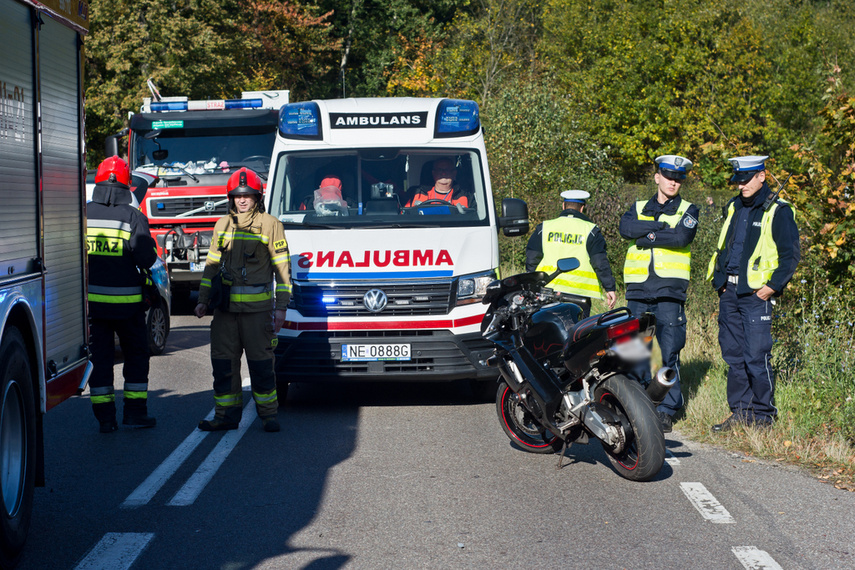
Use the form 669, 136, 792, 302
619, 195, 699, 302
198, 205, 292, 312
525, 209, 615, 297
86, 182, 158, 319
707, 182, 799, 295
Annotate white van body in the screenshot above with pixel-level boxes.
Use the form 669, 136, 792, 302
265, 98, 527, 387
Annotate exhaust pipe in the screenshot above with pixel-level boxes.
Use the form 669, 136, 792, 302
646, 367, 676, 405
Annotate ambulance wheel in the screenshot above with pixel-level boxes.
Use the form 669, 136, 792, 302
0, 327, 36, 568
276, 380, 289, 405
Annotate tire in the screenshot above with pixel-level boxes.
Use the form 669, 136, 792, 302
496, 382, 563, 454
594, 374, 665, 482
146, 301, 170, 356
276, 379, 289, 405
0, 327, 36, 568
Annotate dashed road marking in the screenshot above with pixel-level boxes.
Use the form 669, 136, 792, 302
732, 546, 784, 569
74, 532, 154, 570
680, 482, 735, 523
167, 400, 257, 506
665, 450, 680, 466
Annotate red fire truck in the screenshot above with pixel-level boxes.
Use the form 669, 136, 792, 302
106, 86, 289, 298
1, 0, 90, 566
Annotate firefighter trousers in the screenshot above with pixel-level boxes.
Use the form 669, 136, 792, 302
89, 311, 150, 422
209, 309, 278, 423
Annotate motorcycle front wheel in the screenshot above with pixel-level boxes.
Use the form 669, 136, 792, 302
496, 382, 563, 454
594, 374, 665, 481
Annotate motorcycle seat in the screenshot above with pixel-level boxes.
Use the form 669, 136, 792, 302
568, 314, 602, 342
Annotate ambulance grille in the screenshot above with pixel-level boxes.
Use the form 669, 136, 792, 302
145, 196, 229, 219
293, 281, 454, 317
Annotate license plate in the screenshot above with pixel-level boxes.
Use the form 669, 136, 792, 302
190, 262, 205, 272
341, 343, 411, 362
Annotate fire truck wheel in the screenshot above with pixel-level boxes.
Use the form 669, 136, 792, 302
0, 327, 36, 568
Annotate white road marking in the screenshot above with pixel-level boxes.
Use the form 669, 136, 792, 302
732, 546, 784, 569
167, 399, 257, 506
74, 532, 154, 570
122, 379, 252, 508
680, 482, 735, 523
665, 450, 680, 466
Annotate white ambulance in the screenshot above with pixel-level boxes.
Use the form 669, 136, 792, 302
265, 98, 528, 396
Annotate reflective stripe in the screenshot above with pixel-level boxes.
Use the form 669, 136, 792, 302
124, 391, 148, 400
271, 253, 289, 265
90, 386, 115, 396
86, 226, 132, 241
124, 383, 148, 392
230, 285, 272, 303
88, 284, 144, 304
200, 277, 212, 288
214, 394, 242, 407
89, 285, 144, 295
91, 394, 115, 404
624, 201, 692, 283
89, 293, 143, 304
232, 231, 270, 244
88, 219, 133, 233
275, 283, 292, 293
537, 217, 604, 298
253, 390, 277, 404
207, 250, 222, 263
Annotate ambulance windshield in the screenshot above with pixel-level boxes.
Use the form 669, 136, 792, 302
267, 149, 490, 228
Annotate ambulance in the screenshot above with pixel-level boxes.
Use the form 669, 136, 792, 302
265, 98, 528, 396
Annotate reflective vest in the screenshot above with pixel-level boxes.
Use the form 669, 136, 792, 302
536, 217, 604, 299
706, 200, 790, 289
624, 201, 692, 283
86, 219, 143, 305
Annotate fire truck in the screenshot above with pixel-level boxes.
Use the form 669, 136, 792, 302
0, 0, 91, 566
105, 86, 289, 298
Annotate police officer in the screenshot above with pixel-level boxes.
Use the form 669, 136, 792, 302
194, 167, 292, 432
526, 190, 617, 318
619, 155, 699, 433
708, 155, 799, 431
87, 156, 158, 433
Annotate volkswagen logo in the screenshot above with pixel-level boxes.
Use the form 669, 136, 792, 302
363, 289, 388, 313
204, 200, 216, 212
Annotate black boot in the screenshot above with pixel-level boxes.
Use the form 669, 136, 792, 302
93, 401, 117, 434
123, 398, 156, 428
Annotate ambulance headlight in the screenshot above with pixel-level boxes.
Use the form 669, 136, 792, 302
279, 102, 322, 140
456, 271, 495, 306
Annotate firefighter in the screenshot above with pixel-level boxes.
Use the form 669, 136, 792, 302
619, 155, 700, 433
525, 190, 617, 318
194, 167, 292, 432
708, 155, 800, 431
86, 156, 158, 433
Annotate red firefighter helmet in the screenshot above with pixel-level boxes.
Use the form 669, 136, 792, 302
94, 155, 131, 186
227, 167, 263, 198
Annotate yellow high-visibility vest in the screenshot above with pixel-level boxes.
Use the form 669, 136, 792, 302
624, 201, 692, 283
536, 216, 604, 299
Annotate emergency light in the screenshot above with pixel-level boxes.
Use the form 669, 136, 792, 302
435, 99, 480, 138
150, 98, 264, 112
279, 102, 322, 140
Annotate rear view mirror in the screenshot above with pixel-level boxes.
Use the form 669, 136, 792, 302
499, 198, 529, 237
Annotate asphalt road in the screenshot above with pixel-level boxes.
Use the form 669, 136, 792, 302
17, 308, 855, 570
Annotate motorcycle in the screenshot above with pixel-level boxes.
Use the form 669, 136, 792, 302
480, 258, 675, 481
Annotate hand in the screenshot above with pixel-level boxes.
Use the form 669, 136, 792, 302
273, 308, 287, 333
755, 285, 776, 301
194, 303, 207, 318
605, 291, 617, 310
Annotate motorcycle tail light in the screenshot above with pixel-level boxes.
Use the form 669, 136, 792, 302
607, 319, 639, 340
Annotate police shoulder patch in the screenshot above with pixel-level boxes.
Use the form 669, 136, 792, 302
683, 214, 698, 229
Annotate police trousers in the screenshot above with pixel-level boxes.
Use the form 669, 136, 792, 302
627, 299, 686, 416
718, 281, 776, 421
209, 309, 278, 422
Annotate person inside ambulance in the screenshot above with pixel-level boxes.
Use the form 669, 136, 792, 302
405, 157, 472, 208
299, 175, 349, 216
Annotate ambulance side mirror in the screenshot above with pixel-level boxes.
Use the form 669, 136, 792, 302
499, 198, 529, 237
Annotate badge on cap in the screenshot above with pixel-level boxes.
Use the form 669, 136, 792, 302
729, 155, 768, 183
655, 155, 693, 180
560, 190, 590, 203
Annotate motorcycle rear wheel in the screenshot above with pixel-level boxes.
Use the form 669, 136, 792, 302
594, 374, 665, 481
496, 382, 563, 454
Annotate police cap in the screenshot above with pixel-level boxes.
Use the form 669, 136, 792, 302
729, 155, 768, 183
655, 155, 693, 180
560, 190, 590, 204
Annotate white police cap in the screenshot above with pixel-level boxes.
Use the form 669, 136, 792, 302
560, 190, 590, 203
655, 155, 693, 180
729, 155, 768, 183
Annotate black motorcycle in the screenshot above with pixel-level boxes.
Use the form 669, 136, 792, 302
481, 258, 675, 481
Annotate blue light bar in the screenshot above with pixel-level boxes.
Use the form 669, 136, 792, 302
279, 102, 323, 140
321, 296, 337, 304
225, 98, 263, 110
435, 99, 480, 138
150, 101, 188, 112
